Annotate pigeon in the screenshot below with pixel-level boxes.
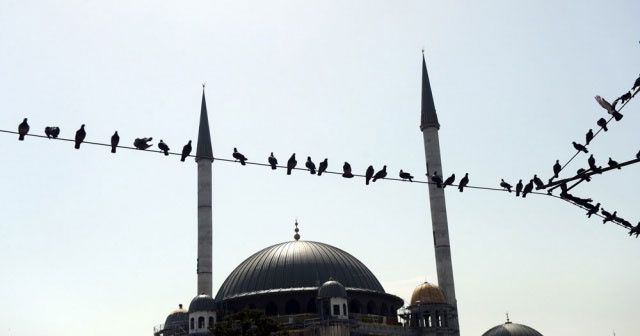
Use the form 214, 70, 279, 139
633, 75, 640, 92
458, 173, 469, 192
612, 111, 624, 121
133, 137, 153, 150
442, 174, 455, 188
587, 154, 599, 172
44, 126, 60, 139
431, 171, 443, 188
365, 166, 374, 185
232, 148, 247, 165
596, 118, 608, 131
629, 222, 640, 238
305, 157, 316, 174
372, 165, 387, 182
399, 169, 414, 182
553, 160, 562, 178
158, 140, 170, 156
268, 152, 278, 170
500, 179, 512, 192
317, 159, 328, 176
181, 140, 192, 162
521, 180, 534, 198
576, 168, 591, 182
286, 154, 297, 175
18, 118, 29, 141
608, 157, 620, 169
586, 203, 600, 218
601, 209, 616, 224
595, 95, 616, 114
342, 162, 354, 178
585, 129, 593, 145
74, 124, 86, 149
515, 179, 523, 197
617, 91, 632, 105
572, 141, 588, 153
111, 131, 119, 153
532, 174, 545, 190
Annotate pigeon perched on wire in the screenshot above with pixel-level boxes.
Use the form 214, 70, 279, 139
533, 174, 545, 190
442, 174, 455, 188
158, 140, 170, 156
458, 173, 469, 192
181, 140, 192, 162
515, 179, 523, 197
342, 162, 354, 178
110, 131, 120, 153
608, 157, 621, 169
553, 160, 562, 178
500, 179, 512, 192
74, 124, 86, 149
601, 209, 616, 224
18, 118, 29, 141
576, 168, 591, 182
632, 75, 640, 92
629, 222, 640, 238
372, 166, 387, 182
399, 170, 414, 182
318, 159, 328, 176
305, 157, 317, 174
586, 203, 600, 218
587, 154, 601, 173
268, 152, 278, 170
232, 148, 247, 165
431, 171, 443, 188
596, 118, 608, 131
585, 129, 593, 145
572, 141, 588, 153
134, 137, 153, 150
365, 165, 374, 185
521, 180, 534, 198
286, 153, 297, 175
616, 91, 632, 106
44, 126, 60, 139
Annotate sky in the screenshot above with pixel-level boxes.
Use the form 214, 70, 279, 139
1, 1, 639, 335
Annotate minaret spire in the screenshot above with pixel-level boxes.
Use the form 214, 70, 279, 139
196, 85, 213, 296
420, 52, 440, 131
196, 84, 213, 162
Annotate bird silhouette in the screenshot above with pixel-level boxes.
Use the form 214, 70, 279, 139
110, 131, 119, 153
532, 174, 545, 190
286, 154, 297, 175
399, 170, 414, 182
633, 75, 640, 92
305, 157, 317, 174
608, 157, 621, 169
44, 126, 60, 139
342, 162, 354, 178
629, 222, 640, 238
612, 111, 624, 121
617, 91, 632, 105
133, 137, 153, 150
18, 118, 29, 141
232, 148, 247, 165
158, 140, 170, 156
586, 203, 600, 218
74, 124, 86, 149
431, 171, 443, 188
372, 166, 387, 182
365, 165, 374, 185
595, 95, 616, 114
500, 179, 512, 192
587, 154, 599, 172
515, 179, 523, 197
596, 118, 608, 131
585, 129, 594, 145
268, 152, 278, 170
181, 140, 192, 162
576, 168, 591, 182
458, 173, 469, 192
442, 174, 455, 188
553, 160, 562, 178
318, 159, 328, 176
522, 180, 534, 198
601, 209, 616, 224
572, 141, 588, 153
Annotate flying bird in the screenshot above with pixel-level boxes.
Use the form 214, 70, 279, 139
553, 160, 562, 178
431, 171, 443, 188
18, 118, 29, 141
594, 95, 616, 114
342, 162, 354, 178
158, 140, 170, 156
521, 180, 534, 198
133, 137, 153, 150
286, 153, 297, 175
596, 118, 608, 131
181, 140, 192, 162
305, 157, 317, 174
515, 179, 523, 197
608, 157, 620, 169
399, 170, 414, 182
532, 174, 545, 190
317, 159, 328, 176
442, 174, 455, 188
372, 165, 387, 182
365, 165, 374, 185
458, 173, 469, 192
232, 148, 247, 165
585, 129, 593, 145
111, 131, 119, 153
586, 203, 600, 218
500, 179, 512, 192
74, 124, 86, 149
268, 152, 278, 170
572, 141, 588, 153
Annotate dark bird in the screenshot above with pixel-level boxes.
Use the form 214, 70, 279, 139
500, 179, 512, 192
559, 182, 568, 196
601, 209, 616, 224
522, 180, 534, 198
399, 169, 414, 182
633, 75, 640, 92
458, 173, 469, 192
318, 158, 328, 176
110, 131, 119, 153
608, 157, 620, 169
515, 179, 523, 197
576, 168, 591, 182
533, 174, 545, 190
572, 141, 588, 153
585, 129, 593, 145
181, 140, 192, 162
431, 171, 443, 188
442, 174, 455, 188
612, 111, 624, 121
232, 148, 247, 165
617, 91, 632, 105
372, 165, 387, 182
18, 118, 29, 141
365, 165, 374, 185
158, 140, 170, 156
587, 154, 599, 172
286, 153, 297, 175
133, 137, 153, 150
596, 118, 608, 131
305, 157, 317, 174
74, 124, 86, 149
553, 160, 562, 178
595, 95, 616, 114
342, 162, 354, 178
629, 222, 640, 238
268, 152, 278, 170
586, 203, 600, 218
44, 126, 60, 139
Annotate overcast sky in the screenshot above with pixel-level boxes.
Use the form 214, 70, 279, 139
1, 1, 639, 335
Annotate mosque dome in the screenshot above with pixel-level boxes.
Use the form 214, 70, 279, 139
188, 294, 216, 312
318, 279, 347, 298
215, 240, 385, 300
163, 305, 188, 330
482, 321, 543, 336
410, 282, 447, 305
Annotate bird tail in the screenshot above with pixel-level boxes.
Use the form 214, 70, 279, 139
458, 186, 463, 192
271, 166, 277, 170
287, 168, 292, 175
318, 171, 322, 176
18, 135, 24, 141
366, 179, 370, 185
164, 151, 169, 156
111, 147, 116, 153
181, 157, 186, 162
241, 160, 246, 166
75, 143, 81, 149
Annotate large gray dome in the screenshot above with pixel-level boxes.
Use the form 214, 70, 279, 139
482, 322, 543, 336
215, 240, 385, 300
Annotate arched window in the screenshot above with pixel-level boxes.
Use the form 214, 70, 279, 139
285, 299, 300, 314
265, 302, 278, 316
190, 317, 194, 330
198, 316, 205, 328
208, 316, 214, 327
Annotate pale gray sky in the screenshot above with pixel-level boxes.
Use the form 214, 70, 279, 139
1, 1, 639, 335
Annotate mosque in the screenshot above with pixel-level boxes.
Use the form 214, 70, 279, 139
152, 56, 544, 336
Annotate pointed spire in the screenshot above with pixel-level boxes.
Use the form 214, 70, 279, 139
420, 51, 440, 131
196, 84, 213, 162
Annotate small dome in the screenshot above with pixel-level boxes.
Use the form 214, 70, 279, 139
164, 306, 188, 329
188, 294, 216, 312
410, 282, 447, 304
318, 279, 347, 298
482, 321, 543, 336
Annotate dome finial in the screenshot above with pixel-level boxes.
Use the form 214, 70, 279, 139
505, 312, 511, 324
294, 218, 300, 241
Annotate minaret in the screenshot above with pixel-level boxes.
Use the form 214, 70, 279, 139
196, 86, 213, 296
419, 52, 460, 335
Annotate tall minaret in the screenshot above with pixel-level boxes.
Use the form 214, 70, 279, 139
419, 52, 460, 334
195, 86, 213, 296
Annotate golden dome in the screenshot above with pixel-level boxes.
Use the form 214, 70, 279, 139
410, 282, 447, 305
